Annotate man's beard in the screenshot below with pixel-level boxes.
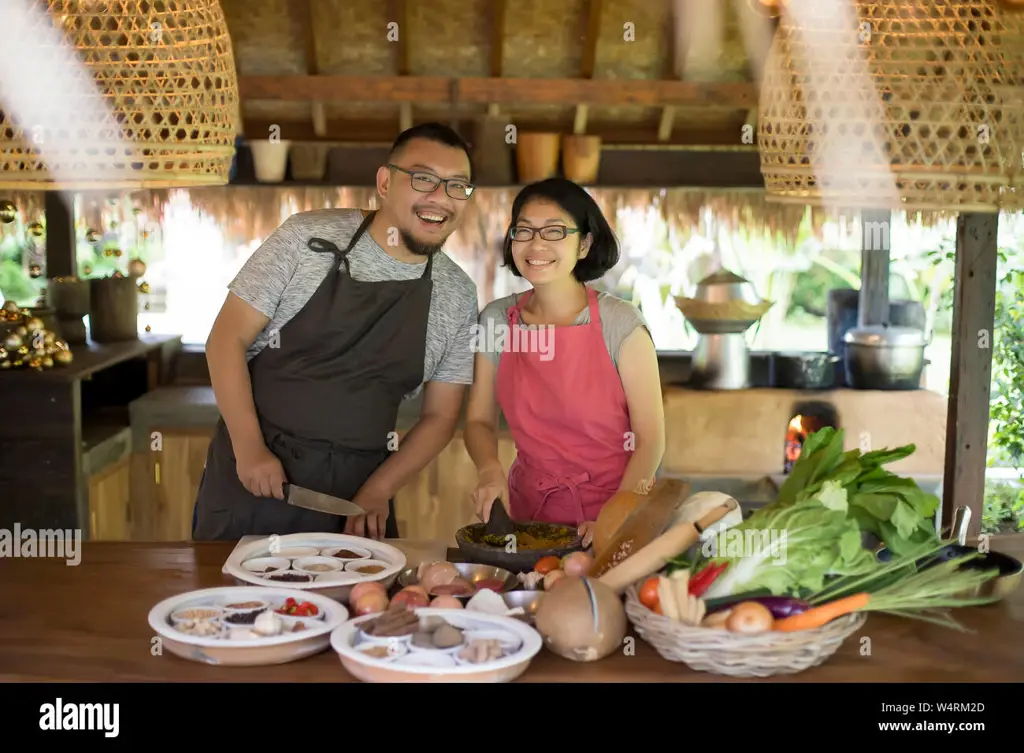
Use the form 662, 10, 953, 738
400, 227, 445, 257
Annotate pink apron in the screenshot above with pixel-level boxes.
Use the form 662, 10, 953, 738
495, 286, 632, 526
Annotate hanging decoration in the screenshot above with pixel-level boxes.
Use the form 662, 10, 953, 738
0, 1, 239, 190
0, 301, 73, 370
758, 0, 1024, 211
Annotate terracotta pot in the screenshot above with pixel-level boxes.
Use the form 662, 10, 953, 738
561, 135, 602, 184
290, 143, 329, 181
249, 139, 291, 182
515, 132, 560, 183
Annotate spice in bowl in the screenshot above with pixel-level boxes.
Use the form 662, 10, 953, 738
221, 599, 269, 624
292, 555, 344, 575
171, 606, 223, 623
241, 556, 291, 575
320, 545, 372, 560
264, 570, 313, 583
175, 619, 225, 638
343, 558, 389, 576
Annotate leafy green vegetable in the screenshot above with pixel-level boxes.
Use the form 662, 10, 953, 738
766, 427, 941, 558
697, 481, 880, 598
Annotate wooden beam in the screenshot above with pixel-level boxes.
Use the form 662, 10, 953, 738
390, 0, 411, 132
488, 0, 506, 117
574, 0, 603, 134
858, 209, 891, 327
238, 75, 757, 108
942, 212, 999, 541
44, 192, 76, 278
289, 0, 327, 138
242, 117, 752, 147
659, 0, 680, 141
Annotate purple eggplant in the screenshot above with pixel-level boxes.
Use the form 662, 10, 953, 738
706, 596, 809, 619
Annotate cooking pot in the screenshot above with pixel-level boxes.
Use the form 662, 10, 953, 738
771, 352, 839, 390
843, 324, 928, 390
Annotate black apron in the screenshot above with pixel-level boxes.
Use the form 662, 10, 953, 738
192, 210, 432, 541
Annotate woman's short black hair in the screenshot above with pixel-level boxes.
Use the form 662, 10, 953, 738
501, 178, 619, 282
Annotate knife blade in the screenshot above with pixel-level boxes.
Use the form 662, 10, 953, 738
284, 483, 366, 517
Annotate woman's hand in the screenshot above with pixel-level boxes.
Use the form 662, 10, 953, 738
578, 521, 597, 549
471, 468, 510, 522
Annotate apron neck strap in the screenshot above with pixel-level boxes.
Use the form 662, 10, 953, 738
306, 210, 377, 274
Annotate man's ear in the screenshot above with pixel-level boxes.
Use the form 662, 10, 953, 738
376, 165, 390, 199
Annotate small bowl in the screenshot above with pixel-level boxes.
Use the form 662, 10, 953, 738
357, 641, 407, 662
262, 570, 314, 584
394, 651, 457, 668
241, 556, 291, 575
344, 559, 390, 576
173, 618, 227, 639
408, 636, 465, 654
502, 591, 545, 621
220, 598, 268, 625
292, 556, 344, 575
277, 614, 320, 633
462, 629, 522, 652
320, 545, 372, 561
356, 629, 413, 646
314, 571, 361, 585
170, 606, 224, 623
273, 546, 319, 558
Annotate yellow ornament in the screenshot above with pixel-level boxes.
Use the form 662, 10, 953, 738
43, 331, 55, 346
0, 200, 16, 224
25, 317, 43, 333
128, 259, 147, 277
83, 265, 93, 275
42, 356, 54, 369
54, 349, 73, 366
27, 222, 44, 237
15, 325, 28, 338
145, 325, 152, 332
85, 228, 101, 244
0, 347, 6, 360
29, 265, 42, 278
3, 333, 22, 351
1, 300, 19, 317
0, 360, 9, 369
138, 281, 150, 294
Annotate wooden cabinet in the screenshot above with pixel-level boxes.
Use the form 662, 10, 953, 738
123, 426, 513, 543
88, 457, 131, 540
129, 428, 214, 541
395, 433, 517, 545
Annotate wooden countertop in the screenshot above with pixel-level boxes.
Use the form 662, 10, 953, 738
2, 538, 1022, 683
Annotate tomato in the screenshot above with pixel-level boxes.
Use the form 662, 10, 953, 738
534, 556, 560, 575
639, 576, 661, 612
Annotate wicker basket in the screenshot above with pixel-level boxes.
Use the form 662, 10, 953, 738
624, 584, 866, 678
674, 297, 774, 322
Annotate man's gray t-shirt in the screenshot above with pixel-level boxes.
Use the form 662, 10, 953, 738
477, 291, 649, 381
228, 208, 479, 396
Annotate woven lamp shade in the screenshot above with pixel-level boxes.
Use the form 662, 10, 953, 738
0, 0, 239, 190
758, 0, 1024, 212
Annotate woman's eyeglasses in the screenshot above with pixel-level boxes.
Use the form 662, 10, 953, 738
509, 225, 581, 242
388, 164, 475, 200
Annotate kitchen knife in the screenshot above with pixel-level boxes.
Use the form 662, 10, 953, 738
284, 483, 366, 517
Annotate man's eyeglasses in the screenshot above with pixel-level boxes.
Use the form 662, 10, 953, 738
509, 225, 581, 242
388, 164, 475, 200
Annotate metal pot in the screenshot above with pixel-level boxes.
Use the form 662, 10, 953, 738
843, 324, 928, 390
693, 269, 762, 305
771, 352, 839, 390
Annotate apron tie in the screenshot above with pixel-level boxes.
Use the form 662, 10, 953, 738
518, 459, 591, 525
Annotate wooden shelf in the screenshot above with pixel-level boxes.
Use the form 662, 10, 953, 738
0, 334, 180, 383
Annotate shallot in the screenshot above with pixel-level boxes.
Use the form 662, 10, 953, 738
353, 590, 389, 616
561, 552, 593, 578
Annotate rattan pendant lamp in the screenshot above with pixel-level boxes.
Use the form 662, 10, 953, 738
0, 0, 239, 190
757, 0, 1024, 212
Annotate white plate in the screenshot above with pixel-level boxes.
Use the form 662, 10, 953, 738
223, 533, 406, 601
331, 608, 542, 683
149, 586, 348, 666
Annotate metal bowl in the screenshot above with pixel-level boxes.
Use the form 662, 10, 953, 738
455, 521, 584, 574
502, 590, 545, 623
397, 562, 518, 596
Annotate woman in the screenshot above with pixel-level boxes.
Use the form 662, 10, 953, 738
465, 178, 665, 547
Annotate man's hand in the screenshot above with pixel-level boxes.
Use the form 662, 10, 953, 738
344, 486, 391, 539
235, 443, 287, 499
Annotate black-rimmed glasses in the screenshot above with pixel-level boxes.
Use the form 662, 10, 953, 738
388, 164, 475, 200
509, 225, 581, 242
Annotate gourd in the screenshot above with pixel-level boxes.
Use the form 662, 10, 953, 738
534, 576, 626, 662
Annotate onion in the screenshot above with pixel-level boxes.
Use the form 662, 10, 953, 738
562, 552, 593, 578
430, 595, 463, 609
353, 590, 389, 616
726, 601, 773, 633
419, 562, 458, 593
348, 581, 386, 607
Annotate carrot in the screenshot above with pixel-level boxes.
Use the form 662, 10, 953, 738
772, 592, 871, 632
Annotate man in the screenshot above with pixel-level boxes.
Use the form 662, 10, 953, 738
192, 122, 479, 541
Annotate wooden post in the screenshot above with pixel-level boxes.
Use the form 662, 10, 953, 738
858, 209, 891, 326
942, 212, 999, 540
44, 191, 76, 279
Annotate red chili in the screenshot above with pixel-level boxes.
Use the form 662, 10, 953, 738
689, 562, 727, 597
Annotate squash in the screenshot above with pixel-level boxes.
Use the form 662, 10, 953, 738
534, 576, 626, 662
592, 489, 646, 554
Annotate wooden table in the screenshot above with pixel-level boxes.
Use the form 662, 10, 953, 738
2, 538, 1021, 682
